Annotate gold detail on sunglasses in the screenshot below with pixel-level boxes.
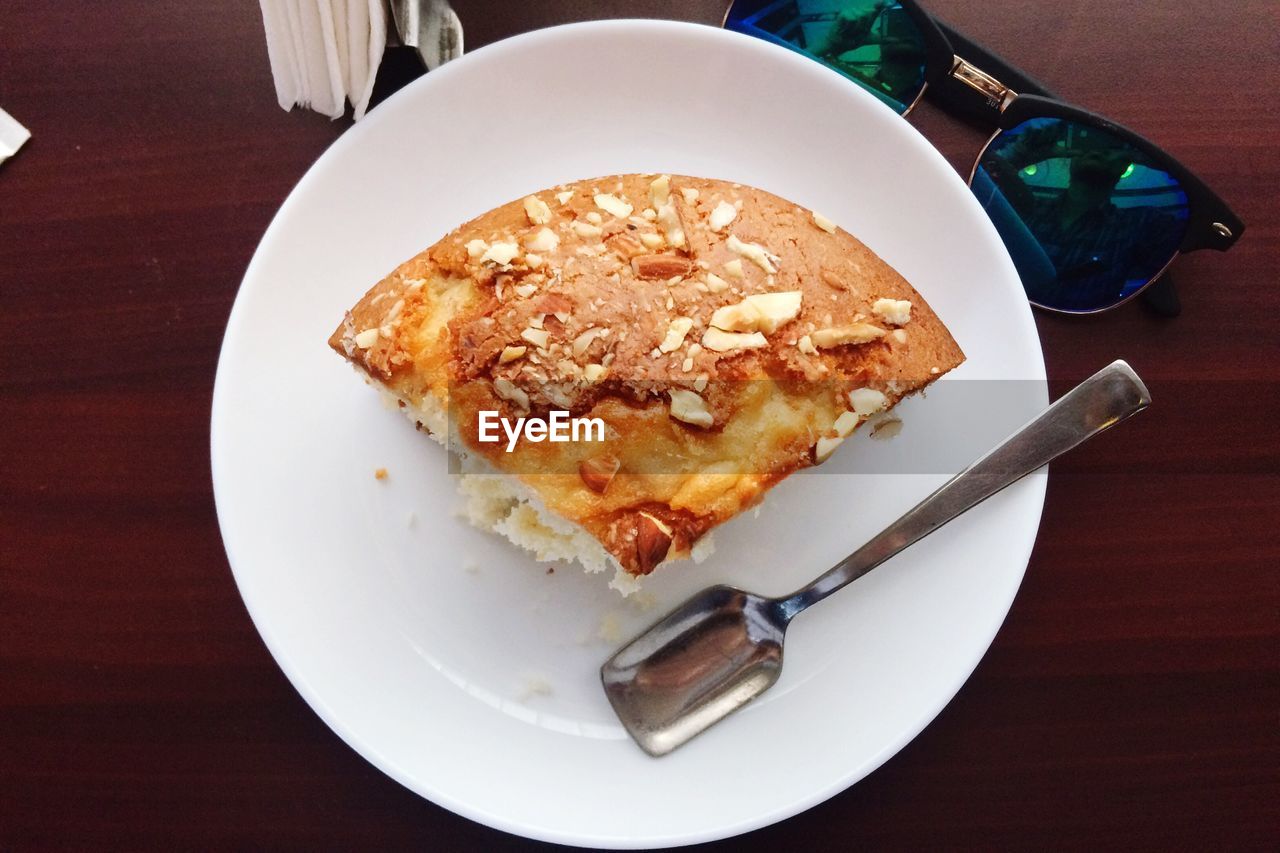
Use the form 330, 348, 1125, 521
950, 56, 1018, 112
1212, 222, 1234, 239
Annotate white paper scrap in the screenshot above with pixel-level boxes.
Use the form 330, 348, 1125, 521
258, 0, 388, 121
0, 107, 31, 165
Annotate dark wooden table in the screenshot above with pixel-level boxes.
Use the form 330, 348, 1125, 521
2, 1, 1277, 848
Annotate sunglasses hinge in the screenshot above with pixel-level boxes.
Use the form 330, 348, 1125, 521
950, 56, 1018, 112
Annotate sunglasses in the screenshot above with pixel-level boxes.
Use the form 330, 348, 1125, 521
724, 0, 1244, 315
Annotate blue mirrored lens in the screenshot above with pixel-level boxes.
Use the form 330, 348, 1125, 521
726, 0, 928, 114
972, 117, 1189, 312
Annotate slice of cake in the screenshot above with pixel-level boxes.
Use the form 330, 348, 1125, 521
330, 174, 963, 592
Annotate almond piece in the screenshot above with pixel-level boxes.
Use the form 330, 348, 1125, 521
572, 327, 604, 358
523, 195, 552, 225
705, 273, 730, 293
722, 259, 745, 279
638, 232, 665, 250
465, 238, 489, 259
701, 327, 768, 352
635, 512, 674, 574
521, 327, 550, 349
812, 211, 837, 233
796, 334, 818, 355
848, 387, 888, 416
813, 434, 844, 463
833, 410, 860, 437
579, 455, 621, 494
811, 323, 886, 349
572, 221, 603, 239
649, 174, 671, 207
554, 190, 575, 205
710, 300, 763, 333
353, 328, 379, 348
658, 317, 694, 353
708, 200, 737, 232
498, 345, 527, 364
726, 234, 778, 274
632, 253, 694, 281
871, 297, 913, 326
480, 241, 520, 265
744, 291, 802, 333
606, 232, 646, 259
594, 193, 634, 219
583, 363, 607, 382
524, 227, 559, 252
668, 388, 714, 428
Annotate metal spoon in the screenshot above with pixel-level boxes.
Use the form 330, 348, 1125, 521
602, 360, 1151, 756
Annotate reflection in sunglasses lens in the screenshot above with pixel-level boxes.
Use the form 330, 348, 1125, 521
971, 117, 1189, 311
726, 0, 928, 114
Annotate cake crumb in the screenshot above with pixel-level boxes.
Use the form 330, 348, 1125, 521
597, 611, 626, 644
870, 416, 903, 440
374, 467, 388, 481
518, 674, 554, 701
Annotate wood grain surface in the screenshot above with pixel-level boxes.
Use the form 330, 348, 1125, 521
1, 1, 1276, 848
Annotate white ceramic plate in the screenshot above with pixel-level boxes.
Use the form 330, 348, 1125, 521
212, 20, 1047, 848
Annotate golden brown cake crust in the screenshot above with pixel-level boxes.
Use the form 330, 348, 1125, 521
330, 174, 964, 576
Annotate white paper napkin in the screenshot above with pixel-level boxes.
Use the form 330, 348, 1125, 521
259, 0, 387, 121
0, 107, 31, 165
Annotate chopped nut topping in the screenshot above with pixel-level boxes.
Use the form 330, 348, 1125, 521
745, 291, 802, 333
812, 211, 837, 233
521, 327, 550, 349
579, 455, 621, 494
658, 317, 694, 353
833, 410, 860, 438
465, 238, 489, 259
656, 201, 686, 249
848, 387, 888, 416
705, 273, 730, 293
585, 211, 603, 225
480, 241, 520, 265
649, 174, 671, 207
708, 200, 737, 232
710, 299, 762, 333
701, 327, 768, 352
353, 328, 379, 348
635, 512, 674, 573
572, 327, 604, 357
523, 195, 552, 225
813, 435, 844, 463
680, 187, 700, 204
594, 193, 634, 219
892, 328, 908, 343
723, 259, 745, 279
693, 375, 709, 392
554, 190, 575, 205
669, 388, 713, 427
583, 363, 607, 381
572, 221, 603, 239
524, 227, 559, 252
494, 378, 529, 410
638, 232, 665, 250
641, 207, 657, 221
726, 234, 778, 274
811, 323, 886, 348
606, 232, 645, 259
797, 335, 818, 355
632, 253, 694, 281
498, 345, 527, 363
872, 297, 913, 326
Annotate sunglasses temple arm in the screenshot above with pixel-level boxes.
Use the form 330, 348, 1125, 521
1140, 273, 1182, 317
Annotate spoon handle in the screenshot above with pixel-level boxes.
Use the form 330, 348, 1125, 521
777, 360, 1151, 619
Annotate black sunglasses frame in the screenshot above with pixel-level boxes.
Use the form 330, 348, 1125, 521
723, 0, 1245, 315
